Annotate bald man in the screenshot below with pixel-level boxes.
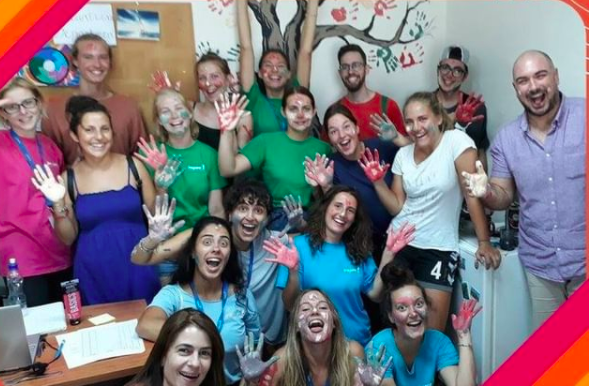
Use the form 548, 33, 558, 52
462, 50, 586, 329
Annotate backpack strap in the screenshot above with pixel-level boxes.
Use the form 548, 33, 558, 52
380, 94, 389, 117
126, 155, 142, 193
67, 168, 76, 207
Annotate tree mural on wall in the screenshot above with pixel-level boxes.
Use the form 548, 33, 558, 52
246, 0, 432, 73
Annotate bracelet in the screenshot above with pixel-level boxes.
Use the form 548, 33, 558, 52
458, 343, 472, 348
138, 239, 157, 254
478, 239, 491, 244
51, 205, 69, 218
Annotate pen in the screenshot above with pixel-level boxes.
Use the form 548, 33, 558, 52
55, 340, 65, 359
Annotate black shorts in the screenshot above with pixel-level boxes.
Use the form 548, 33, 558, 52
393, 245, 459, 292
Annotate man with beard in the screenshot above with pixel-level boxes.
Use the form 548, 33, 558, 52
336, 44, 408, 142
461, 50, 586, 330
435, 45, 490, 170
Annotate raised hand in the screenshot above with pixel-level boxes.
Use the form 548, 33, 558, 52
385, 222, 416, 254
263, 237, 299, 270
455, 93, 484, 127
461, 160, 489, 198
278, 195, 304, 237
358, 148, 390, 182
135, 135, 168, 170
142, 194, 185, 243
369, 113, 399, 141
148, 70, 181, 93
354, 342, 393, 386
214, 92, 249, 133
154, 155, 184, 190
451, 299, 482, 334
31, 164, 66, 204
304, 153, 334, 188
236, 332, 279, 381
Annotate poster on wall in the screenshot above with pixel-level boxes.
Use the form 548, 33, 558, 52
52, 4, 117, 46
116, 9, 161, 41
18, 43, 79, 87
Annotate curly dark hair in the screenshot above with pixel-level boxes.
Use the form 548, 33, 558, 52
223, 179, 273, 216
172, 216, 244, 296
304, 185, 373, 265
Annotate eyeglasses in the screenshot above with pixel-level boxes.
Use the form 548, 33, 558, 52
438, 64, 466, 78
2, 97, 38, 115
339, 62, 365, 72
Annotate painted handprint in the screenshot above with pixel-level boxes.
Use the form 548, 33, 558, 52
142, 194, 186, 243
455, 93, 485, 127
135, 135, 168, 171
278, 195, 305, 237
451, 299, 482, 333
31, 164, 66, 204
214, 93, 249, 133
399, 43, 424, 69
358, 148, 390, 182
226, 44, 240, 63
197, 41, 220, 57
148, 70, 181, 93
155, 155, 184, 189
409, 11, 430, 39
368, 47, 400, 74
236, 332, 280, 381
263, 237, 299, 270
207, 0, 234, 15
355, 342, 393, 386
374, 0, 397, 18
385, 222, 416, 254
461, 160, 489, 198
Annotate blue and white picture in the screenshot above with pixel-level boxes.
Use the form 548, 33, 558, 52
116, 9, 160, 41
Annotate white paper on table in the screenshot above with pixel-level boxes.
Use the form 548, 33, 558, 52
55, 319, 145, 369
24, 302, 67, 336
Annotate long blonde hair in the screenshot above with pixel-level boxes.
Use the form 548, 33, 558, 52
152, 88, 199, 142
278, 289, 356, 386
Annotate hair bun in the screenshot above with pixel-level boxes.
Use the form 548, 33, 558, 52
381, 262, 415, 284
65, 95, 100, 116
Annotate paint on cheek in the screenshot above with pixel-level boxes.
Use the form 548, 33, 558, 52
286, 111, 298, 121
159, 115, 170, 124
427, 125, 437, 133
179, 110, 190, 119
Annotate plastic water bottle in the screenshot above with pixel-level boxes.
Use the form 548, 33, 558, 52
6, 258, 27, 310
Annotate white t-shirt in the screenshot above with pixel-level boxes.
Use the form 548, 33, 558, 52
391, 130, 475, 252
238, 229, 288, 344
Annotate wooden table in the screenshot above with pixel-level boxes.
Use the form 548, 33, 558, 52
1, 300, 153, 386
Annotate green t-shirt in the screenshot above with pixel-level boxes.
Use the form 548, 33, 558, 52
244, 77, 300, 137
147, 141, 226, 231
240, 132, 331, 208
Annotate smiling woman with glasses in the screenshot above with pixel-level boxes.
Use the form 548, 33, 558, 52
0, 77, 72, 307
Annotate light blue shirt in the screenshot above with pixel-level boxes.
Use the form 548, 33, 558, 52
368, 329, 458, 386
276, 234, 377, 345
149, 284, 261, 384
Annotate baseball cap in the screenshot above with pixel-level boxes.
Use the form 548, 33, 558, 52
440, 45, 470, 65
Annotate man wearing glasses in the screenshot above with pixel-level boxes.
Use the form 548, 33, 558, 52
335, 44, 407, 142
435, 45, 490, 171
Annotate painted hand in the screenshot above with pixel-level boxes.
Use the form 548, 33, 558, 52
358, 148, 390, 182
263, 237, 299, 270
236, 332, 280, 381
475, 241, 501, 270
135, 135, 168, 170
461, 160, 489, 198
278, 195, 304, 237
258, 363, 278, 386
455, 93, 485, 127
148, 70, 181, 93
451, 298, 482, 333
369, 113, 399, 141
304, 153, 334, 188
385, 222, 416, 254
31, 164, 66, 204
214, 92, 249, 133
142, 194, 185, 243
354, 342, 393, 386
154, 154, 184, 189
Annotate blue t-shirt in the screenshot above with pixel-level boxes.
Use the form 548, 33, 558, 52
368, 329, 459, 386
330, 138, 397, 235
149, 284, 261, 384
276, 234, 377, 345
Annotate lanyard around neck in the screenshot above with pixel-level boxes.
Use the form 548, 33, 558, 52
190, 281, 228, 332
10, 130, 50, 206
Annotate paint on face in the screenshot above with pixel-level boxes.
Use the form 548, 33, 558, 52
197, 62, 228, 102
162, 325, 213, 386
229, 197, 269, 246
193, 224, 231, 281
260, 53, 290, 90
324, 192, 357, 242
156, 94, 191, 137
403, 101, 442, 147
297, 291, 334, 344
284, 94, 314, 131
327, 114, 359, 158
390, 285, 427, 340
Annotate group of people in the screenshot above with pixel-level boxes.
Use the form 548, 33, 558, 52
1, 0, 585, 384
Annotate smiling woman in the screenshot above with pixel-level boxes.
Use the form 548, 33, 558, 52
136, 216, 261, 385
